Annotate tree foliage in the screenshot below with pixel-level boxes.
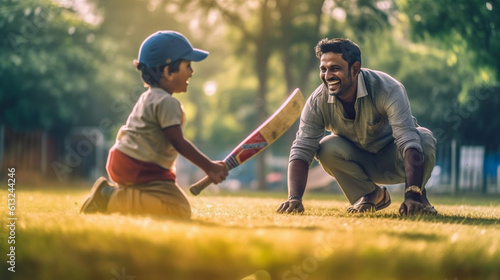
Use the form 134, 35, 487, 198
399, 0, 500, 147
400, 0, 499, 81
0, 0, 117, 133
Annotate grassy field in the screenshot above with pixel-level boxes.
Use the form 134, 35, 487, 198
1, 186, 499, 280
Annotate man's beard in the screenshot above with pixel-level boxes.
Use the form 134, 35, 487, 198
326, 70, 353, 97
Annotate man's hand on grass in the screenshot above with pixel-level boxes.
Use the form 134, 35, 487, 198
277, 198, 304, 214
399, 193, 425, 216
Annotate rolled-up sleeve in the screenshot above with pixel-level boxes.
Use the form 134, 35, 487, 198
289, 88, 327, 165
384, 83, 422, 155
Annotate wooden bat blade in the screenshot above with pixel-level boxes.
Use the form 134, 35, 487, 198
224, 88, 305, 169
189, 88, 305, 195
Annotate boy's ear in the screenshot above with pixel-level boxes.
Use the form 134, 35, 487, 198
163, 65, 172, 79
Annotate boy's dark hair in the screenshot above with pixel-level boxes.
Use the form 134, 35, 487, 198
135, 59, 183, 87
315, 38, 361, 68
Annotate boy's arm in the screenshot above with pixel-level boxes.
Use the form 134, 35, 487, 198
163, 125, 227, 184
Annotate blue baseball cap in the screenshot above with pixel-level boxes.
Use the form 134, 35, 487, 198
137, 31, 209, 68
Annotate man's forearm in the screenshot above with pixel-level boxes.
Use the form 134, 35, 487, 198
404, 148, 424, 188
287, 159, 309, 198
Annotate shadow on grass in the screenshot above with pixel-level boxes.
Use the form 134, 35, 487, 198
191, 208, 499, 229
190, 210, 499, 231
429, 193, 500, 206
375, 212, 500, 226
384, 231, 446, 242
190, 218, 323, 231
269, 207, 500, 227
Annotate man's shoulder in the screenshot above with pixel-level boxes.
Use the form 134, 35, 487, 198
361, 68, 401, 85
361, 68, 404, 95
309, 84, 328, 100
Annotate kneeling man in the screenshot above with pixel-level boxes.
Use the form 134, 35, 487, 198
277, 38, 437, 216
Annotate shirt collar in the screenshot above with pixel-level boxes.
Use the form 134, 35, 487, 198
357, 70, 368, 98
151, 86, 172, 95
327, 70, 367, 103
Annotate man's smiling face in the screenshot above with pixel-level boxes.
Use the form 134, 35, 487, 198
319, 52, 357, 99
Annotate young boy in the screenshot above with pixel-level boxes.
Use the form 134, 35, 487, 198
80, 31, 228, 220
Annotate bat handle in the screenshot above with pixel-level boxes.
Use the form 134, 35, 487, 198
189, 176, 213, 196
189, 162, 231, 196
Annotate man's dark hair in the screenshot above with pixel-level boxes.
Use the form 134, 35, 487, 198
135, 59, 183, 87
315, 38, 361, 68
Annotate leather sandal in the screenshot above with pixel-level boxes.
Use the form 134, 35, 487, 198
347, 186, 391, 213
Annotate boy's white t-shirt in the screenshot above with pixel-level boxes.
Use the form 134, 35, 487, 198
114, 87, 185, 171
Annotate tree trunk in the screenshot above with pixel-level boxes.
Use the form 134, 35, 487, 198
255, 0, 271, 190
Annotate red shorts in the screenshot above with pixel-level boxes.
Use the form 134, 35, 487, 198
106, 147, 176, 184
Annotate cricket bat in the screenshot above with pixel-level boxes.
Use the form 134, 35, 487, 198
189, 88, 305, 195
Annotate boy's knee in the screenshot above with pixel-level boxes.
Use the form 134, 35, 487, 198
164, 199, 191, 220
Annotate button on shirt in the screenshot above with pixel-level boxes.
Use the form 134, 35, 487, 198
290, 68, 422, 165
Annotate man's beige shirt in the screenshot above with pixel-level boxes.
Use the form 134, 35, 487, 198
290, 68, 423, 165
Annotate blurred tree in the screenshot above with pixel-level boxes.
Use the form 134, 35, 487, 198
0, 0, 119, 135
89, 0, 184, 57
400, 0, 499, 81
359, 29, 466, 131
460, 85, 500, 149
399, 0, 500, 148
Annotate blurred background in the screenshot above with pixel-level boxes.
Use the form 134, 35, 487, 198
1, 0, 499, 194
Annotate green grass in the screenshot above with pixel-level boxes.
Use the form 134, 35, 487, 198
1, 187, 499, 280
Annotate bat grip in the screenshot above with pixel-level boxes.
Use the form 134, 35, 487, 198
189, 176, 213, 196
189, 162, 231, 196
